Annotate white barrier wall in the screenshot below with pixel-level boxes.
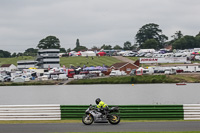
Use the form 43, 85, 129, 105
184, 104, 200, 120
0, 104, 61, 120
0, 104, 200, 120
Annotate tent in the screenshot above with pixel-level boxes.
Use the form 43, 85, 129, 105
97, 52, 106, 56
81, 51, 96, 56
29, 67, 37, 69
95, 66, 107, 71
83, 66, 96, 71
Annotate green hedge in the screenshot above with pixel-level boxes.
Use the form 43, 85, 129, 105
68, 75, 178, 84
60, 105, 184, 120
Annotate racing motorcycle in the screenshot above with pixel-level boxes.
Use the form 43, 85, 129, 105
82, 104, 120, 125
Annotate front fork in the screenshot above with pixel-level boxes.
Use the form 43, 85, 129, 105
86, 114, 91, 120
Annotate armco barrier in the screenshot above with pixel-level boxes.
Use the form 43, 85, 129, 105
61, 105, 184, 120
2, 104, 200, 120
184, 104, 200, 120
0, 104, 61, 120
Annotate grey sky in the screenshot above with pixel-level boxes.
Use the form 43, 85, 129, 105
0, 0, 200, 53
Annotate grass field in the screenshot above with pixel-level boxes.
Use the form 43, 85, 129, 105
0, 56, 35, 66
60, 56, 121, 67
0, 56, 121, 68
126, 57, 139, 61
66, 131, 200, 133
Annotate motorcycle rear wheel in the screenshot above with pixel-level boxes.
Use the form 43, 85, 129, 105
108, 114, 120, 125
82, 115, 94, 125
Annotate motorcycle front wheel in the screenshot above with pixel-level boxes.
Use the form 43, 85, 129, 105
108, 114, 120, 125
82, 115, 94, 125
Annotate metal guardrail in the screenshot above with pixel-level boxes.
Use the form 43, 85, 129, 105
61, 105, 184, 120
1, 104, 200, 120
0, 104, 61, 120
184, 104, 200, 120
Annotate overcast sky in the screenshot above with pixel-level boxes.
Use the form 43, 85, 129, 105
0, 0, 200, 53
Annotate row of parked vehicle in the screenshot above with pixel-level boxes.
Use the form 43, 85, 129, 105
123, 52, 147, 57
0, 75, 11, 82
122, 51, 197, 59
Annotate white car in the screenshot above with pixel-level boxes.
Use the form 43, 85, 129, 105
0, 76, 3, 82
52, 75, 59, 80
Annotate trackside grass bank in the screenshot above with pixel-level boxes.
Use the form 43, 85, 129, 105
0, 80, 60, 86
65, 132, 200, 133
1, 74, 200, 86
68, 74, 200, 84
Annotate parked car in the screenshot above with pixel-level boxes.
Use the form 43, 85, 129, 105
58, 74, 68, 80
109, 70, 127, 76
74, 74, 86, 79
52, 75, 59, 80
144, 53, 153, 57
79, 71, 89, 75
164, 68, 176, 75
3, 76, 11, 82
128, 52, 137, 57
135, 53, 146, 57
130, 69, 136, 75
176, 68, 184, 73
0, 76, 3, 82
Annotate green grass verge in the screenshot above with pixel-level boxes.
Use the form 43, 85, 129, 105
63, 131, 200, 133
126, 57, 139, 61
68, 75, 178, 84
0, 80, 61, 86
0, 119, 198, 124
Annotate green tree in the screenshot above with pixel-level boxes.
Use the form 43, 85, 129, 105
123, 41, 132, 50
11, 52, 17, 57
17, 52, 23, 57
37, 36, 60, 49
135, 23, 168, 49
113, 45, 122, 50
24, 48, 38, 56
196, 32, 200, 37
76, 39, 80, 47
60, 48, 66, 53
73, 39, 88, 52
171, 31, 183, 40
141, 39, 159, 49
101, 44, 112, 50
172, 35, 196, 49
195, 33, 200, 47
0, 50, 11, 58
91, 46, 99, 51
73, 46, 87, 52
67, 48, 71, 53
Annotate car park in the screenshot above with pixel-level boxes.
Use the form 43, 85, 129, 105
3, 76, 11, 82
144, 53, 153, 57
136, 53, 146, 57
129, 52, 137, 57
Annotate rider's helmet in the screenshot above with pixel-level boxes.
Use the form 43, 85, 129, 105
95, 98, 101, 105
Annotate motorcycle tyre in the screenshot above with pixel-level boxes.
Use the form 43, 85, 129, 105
82, 115, 94, 125
108, 114, 120, 125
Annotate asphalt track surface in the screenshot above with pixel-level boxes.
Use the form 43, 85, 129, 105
0, 121, 200, 133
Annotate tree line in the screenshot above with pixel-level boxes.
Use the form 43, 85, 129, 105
1, 23, 200, 58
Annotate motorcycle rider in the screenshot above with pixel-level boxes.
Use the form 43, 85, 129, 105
95, 98, 108, 117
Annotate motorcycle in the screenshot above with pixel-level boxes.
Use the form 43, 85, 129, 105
82, 104, 120, 125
